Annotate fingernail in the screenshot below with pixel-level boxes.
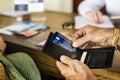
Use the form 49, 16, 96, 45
72, 42, 77, 47
60, 55, 66, 61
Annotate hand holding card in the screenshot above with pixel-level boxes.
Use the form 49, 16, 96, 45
42, 32, 115, 68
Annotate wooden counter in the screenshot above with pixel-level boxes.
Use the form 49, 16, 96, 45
0, 11, 120, 80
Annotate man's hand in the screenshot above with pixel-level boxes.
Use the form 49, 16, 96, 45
56, 55, 97, 80
86, 10, 103, 24
0, 36, 6, 53
72, 25, 114, 48
61, 32, 74, 41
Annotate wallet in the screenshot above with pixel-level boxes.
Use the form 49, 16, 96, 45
42, 32, 115, 68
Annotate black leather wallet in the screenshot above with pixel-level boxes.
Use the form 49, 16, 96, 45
42, 32, 115, 68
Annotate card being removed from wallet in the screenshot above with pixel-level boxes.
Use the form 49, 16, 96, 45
50, 32, 74, 52
43, 32, 115, 68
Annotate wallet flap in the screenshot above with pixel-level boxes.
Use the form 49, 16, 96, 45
81, 47, 115, 68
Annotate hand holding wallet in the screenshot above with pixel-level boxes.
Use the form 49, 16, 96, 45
42, 32, 115, 69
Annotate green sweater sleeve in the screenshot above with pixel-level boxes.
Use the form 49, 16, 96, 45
0, 54, 25, 80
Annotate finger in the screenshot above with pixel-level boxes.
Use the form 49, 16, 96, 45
87, 13, 95, 24
73, 59, 89, 70
87, 12, 97, 24
60, 55, 72, 66
56, 61, 68, 71
72, 36, 89, 47
86, 42, 96, 48
74, 30, 83, 39
80, 43, 89, 49
95, 42, 110, 47
85, 44, 94, 49
96, 11, 103, 23
92, 11, 100, 24
74, 32, 80, 39
74, 29, 86, 40
56, 61, 67, 70
61, 32, 74, 41
67, 34, 74, 41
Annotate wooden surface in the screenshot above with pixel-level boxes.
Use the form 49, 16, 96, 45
0, 11, 120, 79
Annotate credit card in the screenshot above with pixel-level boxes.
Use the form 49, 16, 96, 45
50, 32, 74, 52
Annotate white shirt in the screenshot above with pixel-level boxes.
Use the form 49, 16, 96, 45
78, 0, 120, 16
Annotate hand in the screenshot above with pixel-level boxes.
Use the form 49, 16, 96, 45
72, 25, 114, 48
86, 10, 103, 24
61, 32, 74, 41
56, 55, 97, 80
0, 36, 6, 53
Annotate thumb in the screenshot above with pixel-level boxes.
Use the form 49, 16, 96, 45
60, 55, 72, 65
72, 36, 89, 47
56, 61, 68, 71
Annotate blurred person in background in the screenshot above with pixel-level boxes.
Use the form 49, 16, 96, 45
78, 0, 120, 24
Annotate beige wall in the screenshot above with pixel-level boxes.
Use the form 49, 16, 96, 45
0, 0, 14, 12
0, 0, 73, 13
44, 0, 73, 13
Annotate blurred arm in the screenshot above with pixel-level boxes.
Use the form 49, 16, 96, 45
78, 0, 105, 16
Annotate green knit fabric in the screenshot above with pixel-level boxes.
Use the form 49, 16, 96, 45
0, 52, 41, 80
